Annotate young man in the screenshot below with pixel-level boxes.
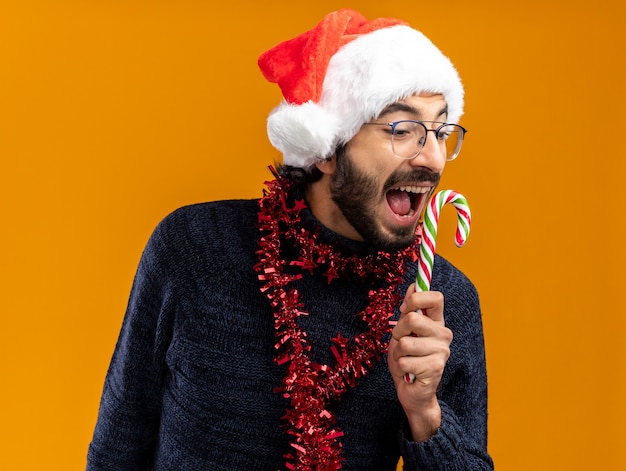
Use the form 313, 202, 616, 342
87, 8, 492, 470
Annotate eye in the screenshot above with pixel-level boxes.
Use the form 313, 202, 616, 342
437, 124, 461, 141
392, 129, 411, 137
391, 121, 419, 140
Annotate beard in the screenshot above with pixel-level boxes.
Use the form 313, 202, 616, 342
329, 148, 440, 252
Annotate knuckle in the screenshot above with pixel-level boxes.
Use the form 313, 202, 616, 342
432, 362, 445, 378
439, 346, 451, 363
397, 335, 416, 352
427, 356, 446, 377
396, 356, 413, 372
431, 290, 444, 304
404, 310, 423, 326
435, 338, 451, 357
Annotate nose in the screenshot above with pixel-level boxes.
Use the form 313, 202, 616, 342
409, 131, 446, 172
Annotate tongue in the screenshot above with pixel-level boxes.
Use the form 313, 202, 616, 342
386, 189, 411, 216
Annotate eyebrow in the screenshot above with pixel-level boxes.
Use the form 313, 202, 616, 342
378, 102, 448, 121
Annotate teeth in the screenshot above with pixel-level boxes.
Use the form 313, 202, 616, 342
397, 185, 430, 194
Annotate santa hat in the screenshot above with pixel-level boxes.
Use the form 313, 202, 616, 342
258, 8, 464, 169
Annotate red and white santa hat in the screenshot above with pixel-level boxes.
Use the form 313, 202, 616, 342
258, 8, 464, 169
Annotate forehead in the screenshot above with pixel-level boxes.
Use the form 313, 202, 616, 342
378, 93, 448, 120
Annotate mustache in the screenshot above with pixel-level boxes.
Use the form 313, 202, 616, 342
383, 168, 441, 193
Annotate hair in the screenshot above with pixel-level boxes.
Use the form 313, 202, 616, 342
276, 144, 349, 185
276, 164, 323, 184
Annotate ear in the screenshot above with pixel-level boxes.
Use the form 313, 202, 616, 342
315, 155, 336, 175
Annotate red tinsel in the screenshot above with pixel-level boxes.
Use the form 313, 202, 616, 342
254, 168, 420, 471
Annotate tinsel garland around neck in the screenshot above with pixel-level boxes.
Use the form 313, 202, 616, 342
254, 169, 420, 470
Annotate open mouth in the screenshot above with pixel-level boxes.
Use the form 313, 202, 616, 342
385, 185, 431, 219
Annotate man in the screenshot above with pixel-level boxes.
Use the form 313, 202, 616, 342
87, 8, 492, 470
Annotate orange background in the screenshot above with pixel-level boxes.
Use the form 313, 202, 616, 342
1, 1, 624, 470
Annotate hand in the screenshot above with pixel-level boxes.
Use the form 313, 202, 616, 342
387, 283, 452, 441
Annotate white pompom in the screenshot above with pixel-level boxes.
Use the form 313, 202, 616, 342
267, 101, 340, 168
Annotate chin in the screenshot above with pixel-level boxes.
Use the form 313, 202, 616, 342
366, 229, 417, 252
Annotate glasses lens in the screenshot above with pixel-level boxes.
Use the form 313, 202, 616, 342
438, 124, 464, 161
390, 121, 426, 159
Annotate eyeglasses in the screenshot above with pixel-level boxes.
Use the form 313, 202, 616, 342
363, 120, 467, 161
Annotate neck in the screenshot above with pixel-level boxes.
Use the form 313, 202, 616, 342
305, 174, 364, 242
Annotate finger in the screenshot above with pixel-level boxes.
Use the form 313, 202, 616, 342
401, 290, 444, 323
390, 328, 452, 361
392, 310, 445, 340
395, 350, 450, 384
399, 283, 416, 315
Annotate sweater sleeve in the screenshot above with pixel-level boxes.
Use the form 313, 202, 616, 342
87, 213, 179, 471
399, 257, 494, 470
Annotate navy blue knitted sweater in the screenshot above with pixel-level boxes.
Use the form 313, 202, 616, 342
87, 197, 492, 470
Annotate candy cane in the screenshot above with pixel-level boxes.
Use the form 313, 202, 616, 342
416, 190, 471, 292
405, 189, 471, 384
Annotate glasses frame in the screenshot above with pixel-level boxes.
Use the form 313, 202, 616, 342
363, 120, 467, 161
